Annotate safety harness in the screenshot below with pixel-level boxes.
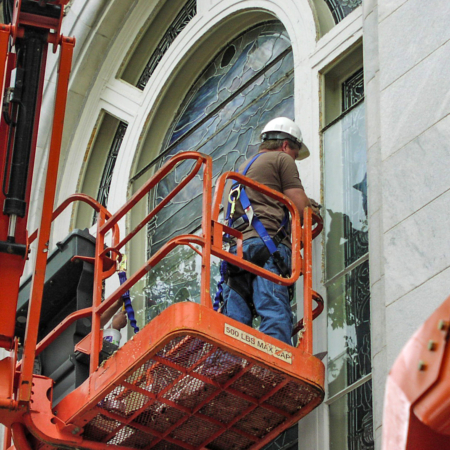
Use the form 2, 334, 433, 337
117, 258, 139, 334
214, 152, 293, 316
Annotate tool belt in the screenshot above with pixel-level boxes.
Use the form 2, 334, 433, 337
225, 229, 294, 318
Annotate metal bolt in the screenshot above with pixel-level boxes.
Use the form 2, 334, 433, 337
438, 320, 449, 331
418, 360, 426, 371
428, 340, 437, 351
72, 427, 80, 435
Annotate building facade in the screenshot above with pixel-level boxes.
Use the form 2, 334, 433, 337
4, 0, 450, 449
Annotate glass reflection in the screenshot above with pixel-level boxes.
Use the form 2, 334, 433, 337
130, 246, 222, 331
329, 380, 374, 450
324, 102, 368, 280
327, 261, 371, 397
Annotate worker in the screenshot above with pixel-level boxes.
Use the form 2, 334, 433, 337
220, 117, 319, 346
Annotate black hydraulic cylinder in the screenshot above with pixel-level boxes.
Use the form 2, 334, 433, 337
3, 29, 47, 218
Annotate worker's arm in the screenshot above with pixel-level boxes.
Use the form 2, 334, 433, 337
100, 298, 123, 328
112, 310, 127, 330
283, 187, 311, 218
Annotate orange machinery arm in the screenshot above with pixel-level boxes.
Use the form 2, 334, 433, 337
382, 295, 450, 449
0, 0, 73, 352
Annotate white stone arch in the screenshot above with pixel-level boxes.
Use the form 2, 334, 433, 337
49, 0, 318, 243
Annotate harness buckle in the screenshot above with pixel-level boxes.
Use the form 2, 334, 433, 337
228, 186, 241, 218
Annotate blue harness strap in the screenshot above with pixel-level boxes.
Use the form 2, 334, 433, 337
118, 270, 140, 333
213, 152, 290, 312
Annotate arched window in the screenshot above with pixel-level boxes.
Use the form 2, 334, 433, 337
144, 21, 295, 320
150, 21, 294, 253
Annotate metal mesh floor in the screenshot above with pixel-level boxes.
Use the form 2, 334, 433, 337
82, 335, 322, 450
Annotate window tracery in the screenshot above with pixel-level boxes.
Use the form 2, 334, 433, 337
325, 0, 362, 23
137, 0, 197, 90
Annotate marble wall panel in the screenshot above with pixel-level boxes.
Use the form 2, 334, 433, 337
367, 139, 382, 217
382, 114, 450, 231
378, 0, 408, 22
363, 4, 379, 84
384, 189, 450, 305
369, 211, 384, 283
379, 0, 450, 89
370, 277, 386, 356
380, 39, 450, 159
372, 348, 388, 437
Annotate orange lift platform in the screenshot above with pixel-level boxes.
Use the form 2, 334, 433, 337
0, 151, 325, 450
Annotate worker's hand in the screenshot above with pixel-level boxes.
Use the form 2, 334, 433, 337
309, 198, 322, 217
112, 310, 127, 330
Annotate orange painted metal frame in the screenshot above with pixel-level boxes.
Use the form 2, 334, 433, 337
1, 148, 324, 450
54, 302, 324, 450
18, 34, 75, 403
51, 152, 324, 444
0, 0, 75, 349
382, 295, 450, 449
0, 23, 23, 350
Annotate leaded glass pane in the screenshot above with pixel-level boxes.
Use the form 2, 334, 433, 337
327, 260, 371, 397
136, 0, 197, 90
329, 380, 374, 450
324, 102, 367, 280
144, 22, 294, 325
166, 23, 291, 145
325, 0, 362, 24
144, 245, 201, 322
92, 120, 128, 225
342, 69, 364, 112
150, 23, 294, 254
97, 121, 128, 205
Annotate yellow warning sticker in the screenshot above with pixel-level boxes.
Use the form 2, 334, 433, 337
224, 323, 292, 364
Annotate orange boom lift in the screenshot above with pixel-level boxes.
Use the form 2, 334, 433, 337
0, 2, 326, 450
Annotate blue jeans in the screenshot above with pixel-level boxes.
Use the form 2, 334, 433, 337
222, 237, 293, 346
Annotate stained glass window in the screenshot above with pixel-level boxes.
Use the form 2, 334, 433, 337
262, 424, 298, 450
327, 260, 371, 397
136, 0, 197, 90
92, 121, 128, 224
324, 103, 368, 280
342, 68, 364, 112
324, 77, 373, 449
325, 0, 362, 24
150, 22, 294, 254
329, 380, 374, 450
142, 21, 296, 328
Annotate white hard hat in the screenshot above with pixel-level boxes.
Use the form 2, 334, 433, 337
260, 117, 310, 160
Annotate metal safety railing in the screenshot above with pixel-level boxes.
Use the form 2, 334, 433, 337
5, 151, 326, 450
211, 170, 323, 354
21, 150, 323, 382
